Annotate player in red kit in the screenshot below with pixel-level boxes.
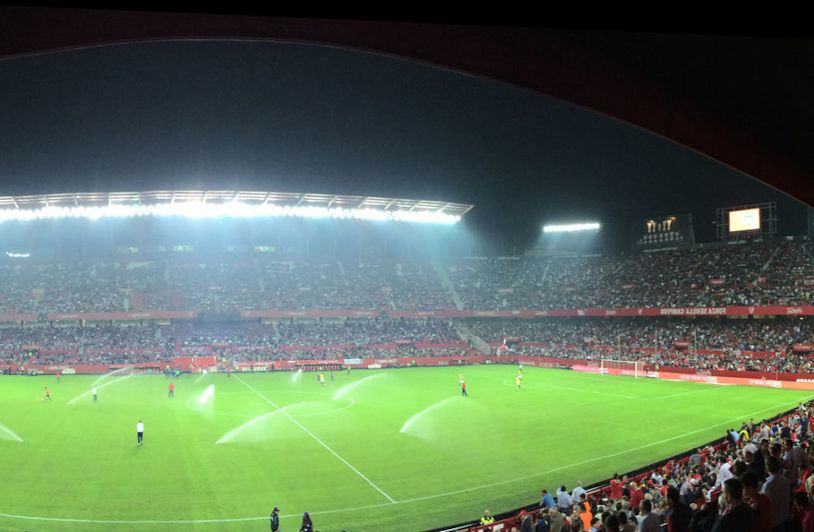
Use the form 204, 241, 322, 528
168, 382, 175, 399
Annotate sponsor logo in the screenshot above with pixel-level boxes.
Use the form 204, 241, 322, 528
572, 365, 602, 374
679, 374, 717, 384
577, 310, 585, 316
749, 306, 755, 314
787, 307, 803, 315
659, 307, 726, 316
637, 308, 644, 315
686, 307, 726, 315
605, 310, 616, 316
748, 379, 782, 389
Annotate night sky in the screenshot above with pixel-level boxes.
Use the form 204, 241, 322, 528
0, 40, 806, 253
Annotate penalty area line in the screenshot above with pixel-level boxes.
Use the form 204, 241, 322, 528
234, 375, 396, 504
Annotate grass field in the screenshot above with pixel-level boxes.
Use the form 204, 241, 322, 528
1, 366, 812, 532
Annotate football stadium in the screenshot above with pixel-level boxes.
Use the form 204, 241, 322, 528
3, 11, 814, 532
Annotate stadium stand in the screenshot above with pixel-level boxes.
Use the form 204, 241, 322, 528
0, 238, 811, 313
1, 236, 814, 530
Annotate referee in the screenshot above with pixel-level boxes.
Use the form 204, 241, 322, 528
137, 419, 144, 446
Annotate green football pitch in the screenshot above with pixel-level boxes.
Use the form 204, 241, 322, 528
1, 366, 812, 532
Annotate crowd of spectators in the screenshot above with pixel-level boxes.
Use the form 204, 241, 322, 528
277, 317, 456, 346
2, 314, 813, 374
469, 318, 813, 353
467, 317, 814, 375
480, 401, 814, 531
449, 239, 814, 310
0, 318, 468, 365
0, 239, 810, 314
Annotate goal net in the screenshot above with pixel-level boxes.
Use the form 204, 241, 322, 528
599, 359, 643, 379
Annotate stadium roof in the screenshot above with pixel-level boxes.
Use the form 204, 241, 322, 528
0, 190, 473, 224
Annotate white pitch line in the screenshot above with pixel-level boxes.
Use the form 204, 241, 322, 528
2, 393, 809, 526
66, 375, 133, 405
234, 375, 396, 503
0, 513, 269, 524
396, 394, 814, 503
506, 379, 638, 400
505, 375, 729, 402
660, 385, 727, 400
0, 498, 397, 524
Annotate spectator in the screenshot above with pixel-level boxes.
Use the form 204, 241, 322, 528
541, 489, 556, 509
664, 485, 692, 532
636, 499, 660, 532
557, 486, 573, 514
711, 478, 751, 532
548, 508, 566, 532
299, 512, 313, 532
741, 470, 772, 532
536, 509, 552, 532
573, 481, 587, 503
794, 492, 814, 532
610, 474, 624, 500
761, 456, 791, 532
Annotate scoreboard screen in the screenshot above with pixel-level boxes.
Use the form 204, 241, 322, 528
728, 208, 761, 233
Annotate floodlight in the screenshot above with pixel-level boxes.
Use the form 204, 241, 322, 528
542, 222, 601, 233
0, 191, 469, 225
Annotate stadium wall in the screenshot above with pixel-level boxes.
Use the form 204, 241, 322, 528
1, 305, 813, 323
12, 355, 814, 391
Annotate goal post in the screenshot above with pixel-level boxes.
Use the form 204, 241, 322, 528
599, 359, 643, 379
